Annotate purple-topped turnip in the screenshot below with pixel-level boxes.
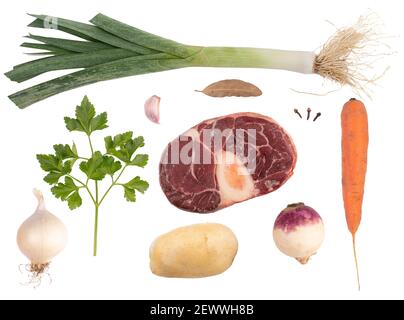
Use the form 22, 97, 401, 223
273, 203, 324, 264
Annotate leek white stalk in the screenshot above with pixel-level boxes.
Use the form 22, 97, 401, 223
191, 47, 315, 74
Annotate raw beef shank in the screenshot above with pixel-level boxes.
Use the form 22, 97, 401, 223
159, 112, 297, 213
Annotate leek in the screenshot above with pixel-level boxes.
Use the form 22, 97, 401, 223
20, 42, 74, 55
7, 13, 381, 108
27, 34, 113, 53
6, 49, 138, 83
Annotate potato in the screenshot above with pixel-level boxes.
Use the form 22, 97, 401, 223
149, 223, 238, 278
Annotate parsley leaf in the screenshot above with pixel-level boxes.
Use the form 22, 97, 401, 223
64, 96, 108, 135
79, 152, 122, 180
51, 176, 82, 210
91, 112, 108, 132
37, 143, 78, 185
130, 154, 149, 167
122, 176, 149, 202
102, 155, 122, 176
37, 154, 71, 184
125, 176, 149, 193
123, 187, 136, 202
79, 151, 108, 181
105, 132, 146, 164
44, 171, 65, 185
37, 154, 61, 172
53, 144, 77, 160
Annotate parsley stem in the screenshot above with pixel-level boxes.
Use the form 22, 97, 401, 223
67, 174, 96, 206
95, 183, 99, 203
67, 175, 86, 187
93, 205, 99, 256
86, 186, 97, 206
98, 164, 128, 206
88, 135, 94, 154
95, 180, 99, 243
87, 134, 100, 256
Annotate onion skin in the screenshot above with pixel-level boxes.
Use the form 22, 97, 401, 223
17, 190, 68, 265
273, 203, 324, 264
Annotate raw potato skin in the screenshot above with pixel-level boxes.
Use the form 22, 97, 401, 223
150, 223, 238, 278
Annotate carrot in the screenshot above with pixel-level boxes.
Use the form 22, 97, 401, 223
341, 98, 369, 290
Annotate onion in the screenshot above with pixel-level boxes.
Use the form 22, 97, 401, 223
17, 189, 68, 278
273, 203, 324, 264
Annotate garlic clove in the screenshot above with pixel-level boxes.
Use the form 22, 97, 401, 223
144, 95, 161, 124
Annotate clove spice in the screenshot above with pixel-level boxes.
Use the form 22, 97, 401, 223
313, 112, 322, 122
306, 108, 312, 120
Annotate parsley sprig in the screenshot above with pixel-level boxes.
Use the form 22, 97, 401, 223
37, 96, 149, 256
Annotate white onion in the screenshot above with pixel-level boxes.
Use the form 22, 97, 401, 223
17, 189, 68, 270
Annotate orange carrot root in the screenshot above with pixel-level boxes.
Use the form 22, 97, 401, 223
341, 98, 368, 290
352, 235, 360, 291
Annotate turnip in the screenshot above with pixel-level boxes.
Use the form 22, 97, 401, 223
17, 189, 68, 283
273, 203, 324, 264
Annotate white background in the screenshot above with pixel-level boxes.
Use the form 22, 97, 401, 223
0, 0, 402, 300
